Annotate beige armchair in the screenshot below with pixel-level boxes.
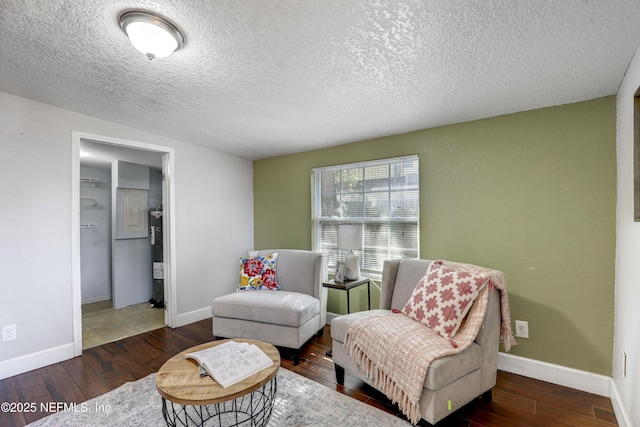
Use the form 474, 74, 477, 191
331, 259, 502, 424
211, 249, 328, 365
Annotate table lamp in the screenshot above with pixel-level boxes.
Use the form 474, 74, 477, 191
338, 224, 362, 280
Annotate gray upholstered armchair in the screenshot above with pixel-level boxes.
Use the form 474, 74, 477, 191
331, 259, 503, 424
211, 249, 328, 365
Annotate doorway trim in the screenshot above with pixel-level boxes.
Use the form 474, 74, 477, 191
71, 131, 177, 356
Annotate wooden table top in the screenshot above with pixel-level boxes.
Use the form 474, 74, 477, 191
156, 339, 280, 405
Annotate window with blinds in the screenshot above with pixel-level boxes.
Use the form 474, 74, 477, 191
311, 155, 419, 276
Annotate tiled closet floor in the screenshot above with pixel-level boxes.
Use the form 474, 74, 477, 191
81, 299, 165, 350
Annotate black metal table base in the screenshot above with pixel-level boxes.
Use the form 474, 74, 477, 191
162, 377, 277, 427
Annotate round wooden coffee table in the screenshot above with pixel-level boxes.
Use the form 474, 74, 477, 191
156, 339, 280, 427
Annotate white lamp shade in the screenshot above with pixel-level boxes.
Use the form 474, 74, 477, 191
338, 224, 362, 280
338, 224, 362, 250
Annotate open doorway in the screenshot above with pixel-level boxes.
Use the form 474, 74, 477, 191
71, 132, 176, 356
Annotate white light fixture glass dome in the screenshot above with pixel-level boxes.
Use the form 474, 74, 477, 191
119, 11, 184, 60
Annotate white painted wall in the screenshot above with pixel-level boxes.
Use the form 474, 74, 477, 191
614, 44, 640, 427
0, 90, 254, 378
79, 166, 112, 304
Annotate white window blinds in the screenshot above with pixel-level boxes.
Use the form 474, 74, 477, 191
312, 155, 419, 276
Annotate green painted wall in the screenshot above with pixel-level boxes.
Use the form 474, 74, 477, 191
253, 97, 616, 375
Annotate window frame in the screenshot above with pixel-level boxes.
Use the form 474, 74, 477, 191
311, 155, 420, 277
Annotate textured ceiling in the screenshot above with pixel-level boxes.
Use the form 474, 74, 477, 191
1, 1, 640, 160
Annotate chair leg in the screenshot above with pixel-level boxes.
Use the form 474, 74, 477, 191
482, 389, 493, 401
292, 349, 301, 366
317, 327, 324, 337
335, 364, 345, 384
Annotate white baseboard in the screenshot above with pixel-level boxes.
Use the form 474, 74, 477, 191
175, 306, 212, 328
0, 307, 210, 380
498, 353, 611, 397
0, 343, 75, 380
609, 380, 631, 427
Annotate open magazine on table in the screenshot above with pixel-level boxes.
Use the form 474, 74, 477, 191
186, 341, 274, 388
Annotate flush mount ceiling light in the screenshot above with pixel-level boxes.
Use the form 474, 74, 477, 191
119, 11, 184, 60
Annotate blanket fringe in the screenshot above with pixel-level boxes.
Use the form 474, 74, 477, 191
347, 339, 422, 424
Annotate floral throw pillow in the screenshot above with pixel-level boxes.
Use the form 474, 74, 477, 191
238, 252, 279, 290
401, 260, 489, 339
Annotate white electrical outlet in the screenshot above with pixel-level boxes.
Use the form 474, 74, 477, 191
2, 324, 17, 342
515, 320, 529, 339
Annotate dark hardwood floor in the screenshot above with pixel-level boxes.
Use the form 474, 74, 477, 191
0, 320, 617, 426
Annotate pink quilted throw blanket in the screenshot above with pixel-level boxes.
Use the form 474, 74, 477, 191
344, 260, 516, 424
